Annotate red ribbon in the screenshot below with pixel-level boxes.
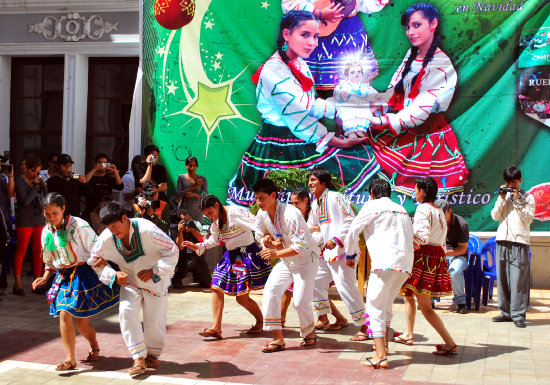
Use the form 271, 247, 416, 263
251, 61, 314, 92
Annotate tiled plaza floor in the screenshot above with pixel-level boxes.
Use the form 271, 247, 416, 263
0, 275, 549, 385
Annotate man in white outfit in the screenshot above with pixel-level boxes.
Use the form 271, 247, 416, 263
91, 201, 178, 376
308, 167, 369, 341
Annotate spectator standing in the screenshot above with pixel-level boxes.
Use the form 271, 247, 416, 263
490, 166, 535, 328
13, 155, 47, 295
176, 156, 208, 223
83, 153, 123, 220
39, 153, 59, 182
120, 155, 145, 212
434, 199, 469, 314
135, 145, 168, 201
47, 154, 90, 217
0, 161, 15, 296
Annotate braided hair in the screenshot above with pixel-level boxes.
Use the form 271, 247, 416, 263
394, 3, 441, 95
199, 195, 227, 225
291, 187, 312, 220
277, 10, 319, 64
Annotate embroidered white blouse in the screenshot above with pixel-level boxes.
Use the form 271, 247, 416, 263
344, 197, 414, 273
281, 0, 388, 17
197, 206, 257, 255
90, 218, 178, 296
309, 190, 355, 262
42, 216, 117, 285
256, 53, 336, 153
413, 203, 447, 249
255, 201, 320, 266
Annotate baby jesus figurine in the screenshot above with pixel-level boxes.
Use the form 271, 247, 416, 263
333, 62, 378, 138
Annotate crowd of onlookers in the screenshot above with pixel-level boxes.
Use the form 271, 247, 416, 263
0, 144, 211, 297
519, 31, 550, 51
519, 99, 550, 119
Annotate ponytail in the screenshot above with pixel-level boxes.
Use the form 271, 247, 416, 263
199, 195, 227, 226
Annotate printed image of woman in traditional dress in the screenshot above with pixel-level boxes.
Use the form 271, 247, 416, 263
227, 10, 380, 205
364, 2, 468, 196
281, 0, 388, 97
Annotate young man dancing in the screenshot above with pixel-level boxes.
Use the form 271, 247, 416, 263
91, 201, 178, 375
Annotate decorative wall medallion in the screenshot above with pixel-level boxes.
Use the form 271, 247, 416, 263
29, 13, 118, 41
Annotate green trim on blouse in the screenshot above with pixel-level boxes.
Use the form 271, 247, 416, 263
112, 220, 145, 263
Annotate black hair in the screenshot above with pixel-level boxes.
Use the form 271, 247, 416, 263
199, 195, 227, 225
252, 178, 279, 196
369, 179, 391, 199
25, 155, 42, 170
143, 144, 159, 155
277, 10, 319, 64
185, 155, 198, 167
42, 192, 66, 209
48, 153, 59, 162
142, 180, 158, 191
308, 167, 333, 189
100, 201, 127, 225
415, 177, 438, 203
291, 187, 312, 220
131, 155, 145, 169
94, 153, 109, 163
395, 3, 441, 95
503, 166, 521, 182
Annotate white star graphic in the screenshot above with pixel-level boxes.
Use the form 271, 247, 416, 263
261, 1, 269, 9
215, 52, 223, 60
211, 61, 221, 71
204, 20, 214, 29
156, 46, 166, 56
167, 81, 178, 95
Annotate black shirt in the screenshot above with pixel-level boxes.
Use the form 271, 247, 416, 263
84, 174, 124, 216
134, 163, 168, 200
47, 175, 91, 217
446, 213, 469, 258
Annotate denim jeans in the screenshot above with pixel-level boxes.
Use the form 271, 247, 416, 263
447, 256, 468, 305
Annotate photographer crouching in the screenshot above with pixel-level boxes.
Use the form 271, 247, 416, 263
172, 209, 211, 289
133, 180, 170, 234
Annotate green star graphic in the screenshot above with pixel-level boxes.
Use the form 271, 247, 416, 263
185, 82, 238, 134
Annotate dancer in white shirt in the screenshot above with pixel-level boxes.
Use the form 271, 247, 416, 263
345, 180, 414, 369
90, 202, 178, 376
308, 167, 369, 341
253, 178, 320, 352
181, 194, 271, 339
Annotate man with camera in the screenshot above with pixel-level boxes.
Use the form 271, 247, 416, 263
133, 180, 170, 235
83, 153, 123, 221
491, 166, 535, 328
0, 156, 15, 296
172, 209, 211, 289
134, 145, 168, 201
47, 154, 90, 217
39, 153, 59, 182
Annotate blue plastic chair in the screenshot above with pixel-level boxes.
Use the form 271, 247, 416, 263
465, 234, 482, 310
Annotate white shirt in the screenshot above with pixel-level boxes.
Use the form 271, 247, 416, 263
345, 197, 414, 273
255, 201, 320, 266
120, 170, 135, 210
413, 203, 447, 249
491, 191, 535, 245
310, 190, 355, 262
90, 218, 178, 295
197, 206, 256, 255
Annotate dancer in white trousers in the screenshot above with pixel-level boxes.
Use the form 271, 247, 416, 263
253, 178, 320, 353
308, 167, 369, 340
344, 179, 414, 369
90, 202, 178, 376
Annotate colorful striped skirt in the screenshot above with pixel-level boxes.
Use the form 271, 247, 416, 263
49, 264, 120, 318
227, 123, 380, 205
367, 113, 468, 196
305, 15, 378, 91
211, 242, 272, 296
399, 244, 452, 297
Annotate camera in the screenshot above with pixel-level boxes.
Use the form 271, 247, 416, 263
135, 193, 160, 210
72, 173, 80, 179
184, 219, 198, 231
101, 162, 110, 168
499, 187, 515, 194
146, 155, 157, 164
0, 163, 12, 174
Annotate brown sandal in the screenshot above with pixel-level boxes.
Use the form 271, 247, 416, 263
199, 328, 222, 340
55, 361, 77, 371
86, 348, 100, 362
129, 364, 147, 376
145, 355, 159, 368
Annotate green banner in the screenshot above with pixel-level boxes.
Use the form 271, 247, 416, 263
143, 0, 550, 231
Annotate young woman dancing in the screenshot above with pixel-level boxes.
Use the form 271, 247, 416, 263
181, 195, 272, 339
